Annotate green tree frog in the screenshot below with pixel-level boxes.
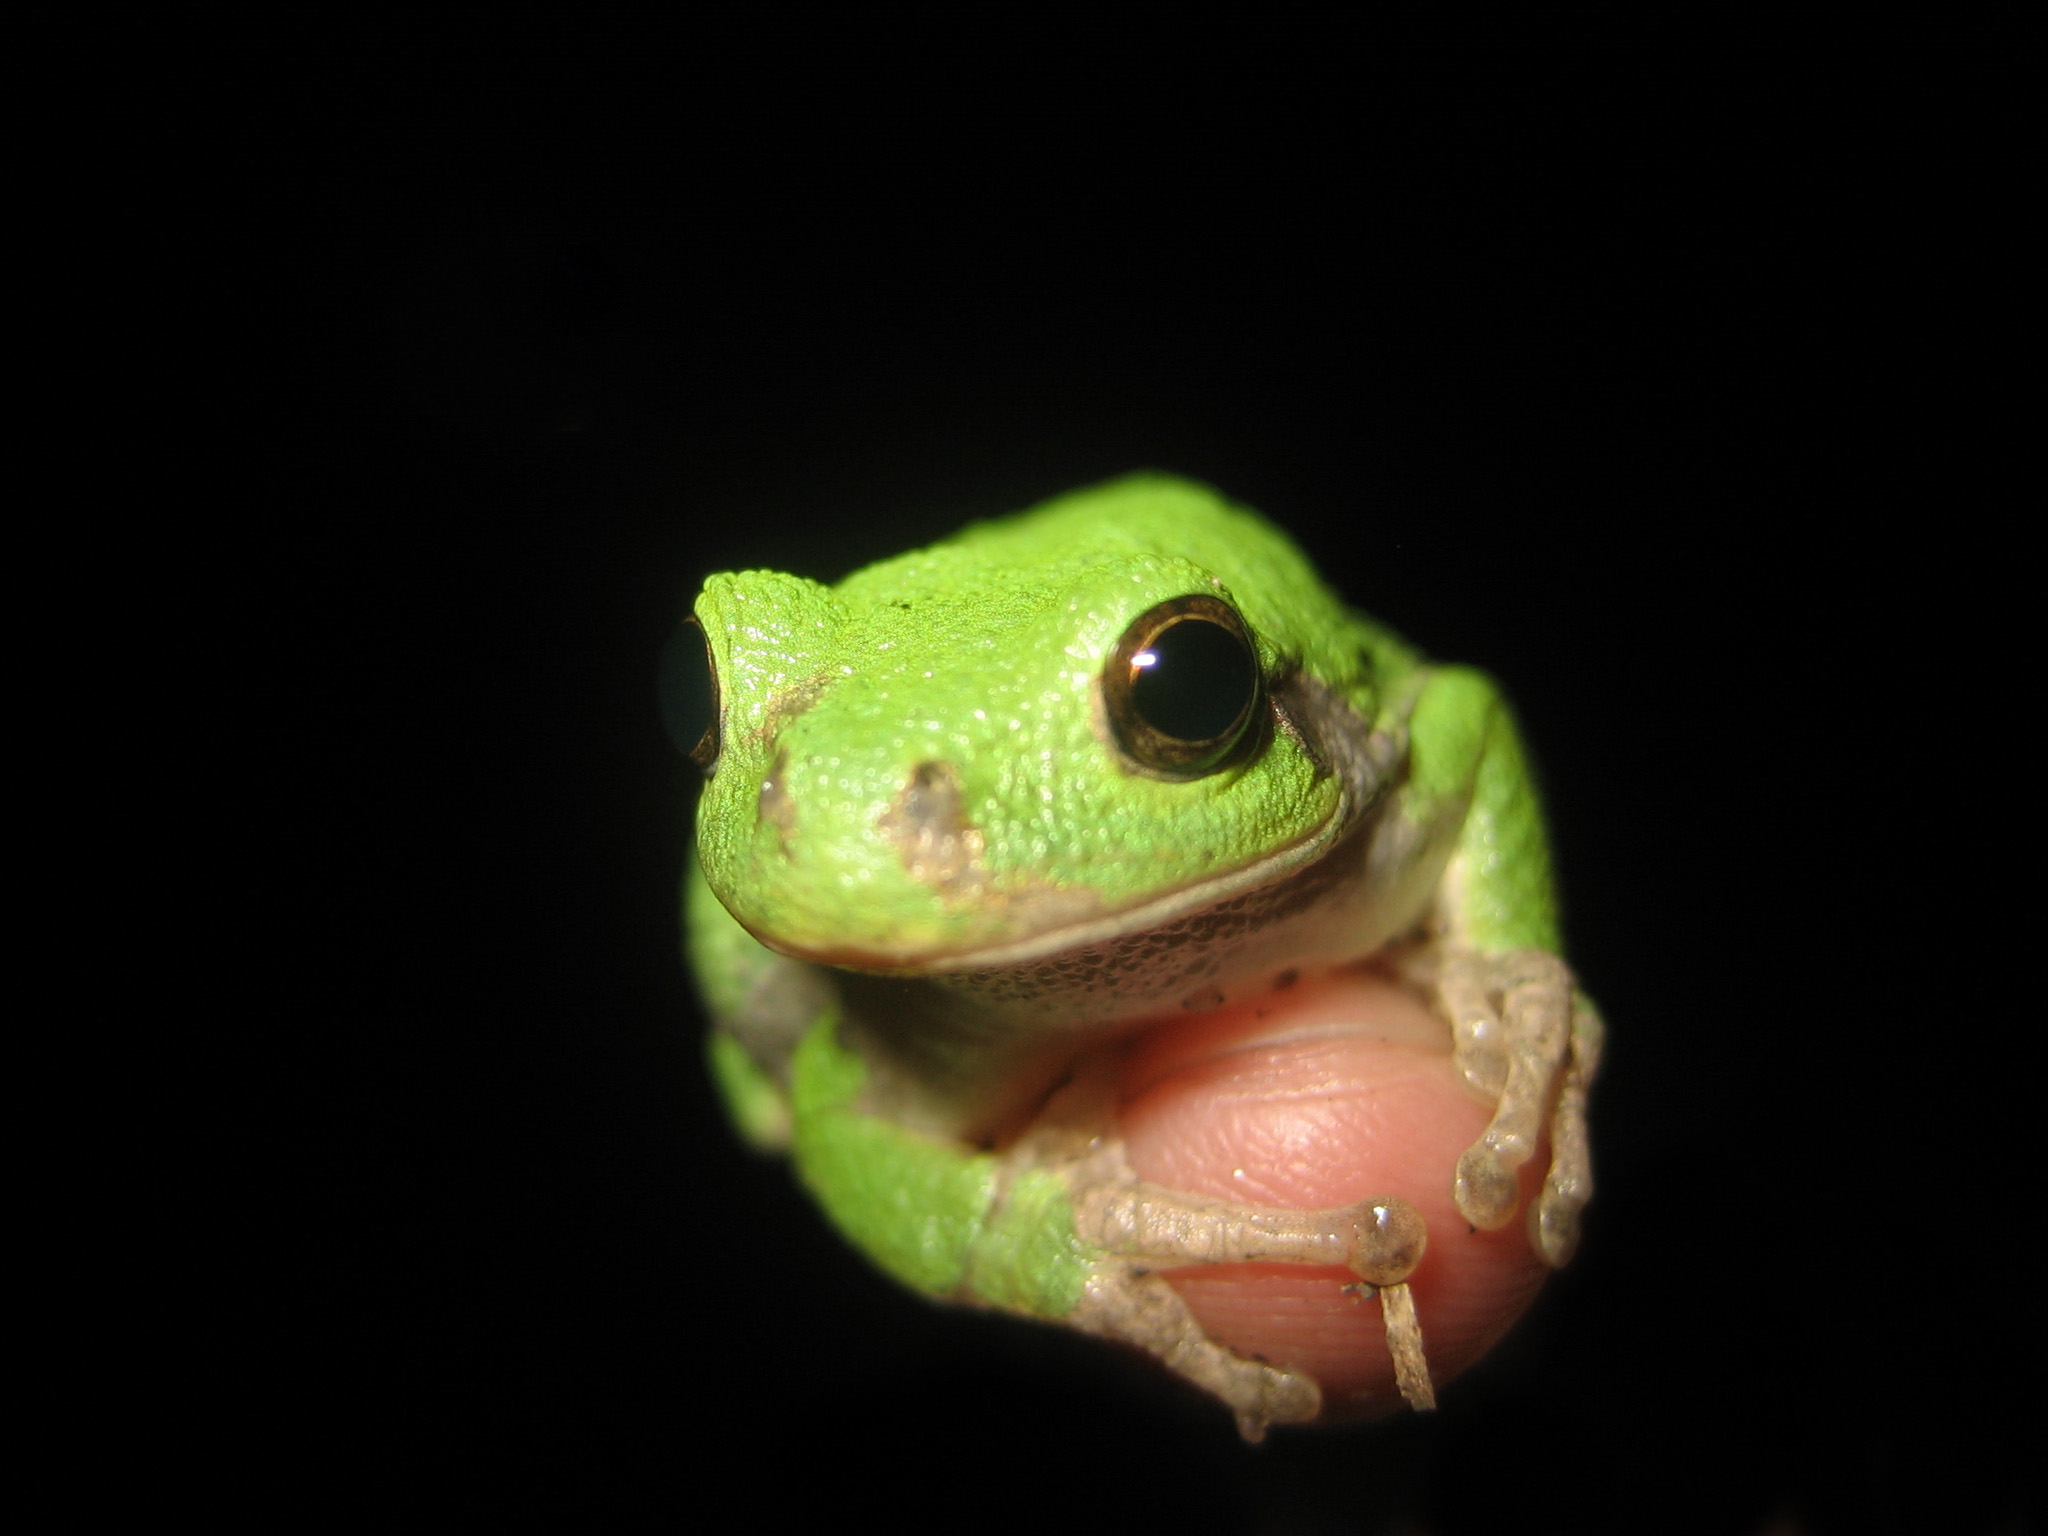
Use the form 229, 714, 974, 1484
678, 474, 1600, 1438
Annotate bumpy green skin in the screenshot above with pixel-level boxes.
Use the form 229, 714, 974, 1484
1407, 670, 1558, 954
791, 1012, 1095, 1317
685, 474, 1556, 1322
693, 477, 1429, 963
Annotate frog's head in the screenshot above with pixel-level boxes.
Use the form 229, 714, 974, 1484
683, 475, 1388, 972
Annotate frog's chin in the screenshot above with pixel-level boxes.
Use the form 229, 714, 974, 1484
761, 798, 1353, 976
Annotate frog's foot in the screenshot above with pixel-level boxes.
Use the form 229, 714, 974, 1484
1070, 1164, 1437, 1434
1006, 1064, 1439, 1435
1067, 1261, 1322, 1441
1435, 951, 1601, 1266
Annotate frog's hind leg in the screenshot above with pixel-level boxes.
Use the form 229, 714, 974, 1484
1437, 950, 1598, 1266
1016, 1067, 1439, 1437
1068, 1178, 1440, 1433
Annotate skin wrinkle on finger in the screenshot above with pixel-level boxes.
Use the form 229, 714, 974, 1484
1118, 970, 1552, 1413
1139, 1041, 1452, 1205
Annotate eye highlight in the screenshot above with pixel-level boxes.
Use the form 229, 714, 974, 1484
1103, 594, 1263, 778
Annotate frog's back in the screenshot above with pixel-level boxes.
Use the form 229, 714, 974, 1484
842, 474, 1304, 597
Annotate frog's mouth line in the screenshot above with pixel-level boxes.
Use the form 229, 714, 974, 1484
910, 803, 1356, 974
737, 803, 1351, 975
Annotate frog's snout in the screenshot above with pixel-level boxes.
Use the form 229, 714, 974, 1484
878, 760, 988, 900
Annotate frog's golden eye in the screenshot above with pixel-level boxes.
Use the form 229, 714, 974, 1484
1104, 595, 1262, 779
659, 615, 721, 773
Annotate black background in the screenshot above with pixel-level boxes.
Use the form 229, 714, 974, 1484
98, 27, 2031, 1535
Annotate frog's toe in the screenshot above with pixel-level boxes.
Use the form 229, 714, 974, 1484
1341, 1197, 1428, 1286
1231, 1368, 1323, 1443
1438, 958, 1509, 1097
1533, 1184, 1582, 1268
1454, 1144, 1521, 1230
1377, 1280, 1437, 1411
1529, 991, 1602, 1267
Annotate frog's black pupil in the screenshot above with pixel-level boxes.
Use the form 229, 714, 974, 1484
1129, 618, 1256, 743
658, 620, 716, 765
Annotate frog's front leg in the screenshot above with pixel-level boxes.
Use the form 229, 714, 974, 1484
1435, 952, 1603, 1265
1001, 1066, 1436, 1439
1397, 665, 1604, 1268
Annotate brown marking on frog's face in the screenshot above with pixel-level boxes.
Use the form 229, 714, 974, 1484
878, 760, 989, 900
